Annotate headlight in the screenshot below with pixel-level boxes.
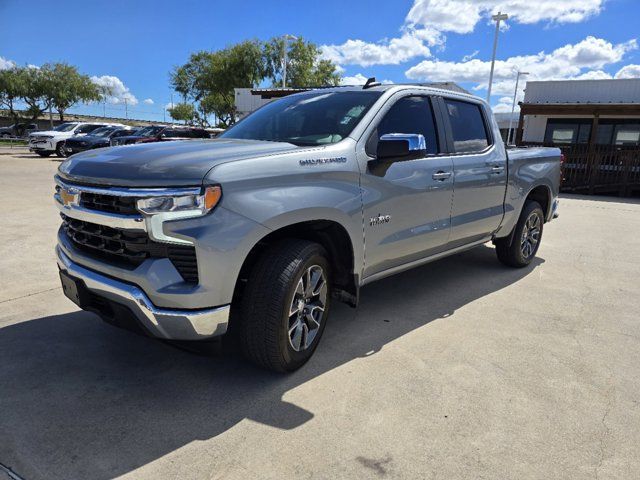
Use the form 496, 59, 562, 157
136, 185, 222, 217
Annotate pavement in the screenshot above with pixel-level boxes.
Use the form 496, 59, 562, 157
1, 153, 639, 480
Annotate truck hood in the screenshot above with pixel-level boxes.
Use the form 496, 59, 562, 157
57, 138, 300, 187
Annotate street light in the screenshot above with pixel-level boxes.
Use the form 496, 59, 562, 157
507, 70, 529, 144
282, 34, 298, 88
487, 11, 508, 103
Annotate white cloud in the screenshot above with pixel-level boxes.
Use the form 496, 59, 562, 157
462, 50, 479, 62
406, 36, 638, 103
340, 73, 393, 85
615, 64, 640, 79
0, 56, 15, 70
321, 28, 439, 68
322, 1, 606, 70
406, 0, 604, 35
165, 102, 176, 110
143, 98, 154, 105
91, 75, 138, 105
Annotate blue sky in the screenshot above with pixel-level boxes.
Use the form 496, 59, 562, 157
1, 0, 639, 121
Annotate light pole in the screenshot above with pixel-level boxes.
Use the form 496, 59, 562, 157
487, 11, 508, 103
507, 70, 529, 144
282, 34, 298, 88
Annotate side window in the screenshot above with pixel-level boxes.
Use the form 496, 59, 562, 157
367, 96, 439, 156
444, 99, 491, 153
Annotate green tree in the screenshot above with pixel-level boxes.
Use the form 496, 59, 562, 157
43, 63, 104, 121
263, 36, 341, 88
0, 67, 25, 125
171, 40, 265, 128
168, 102, 196, 124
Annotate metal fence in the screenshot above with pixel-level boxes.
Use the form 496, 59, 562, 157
522, 143, 640, 196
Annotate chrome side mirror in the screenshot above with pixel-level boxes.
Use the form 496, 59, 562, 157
376, 133, 426, 160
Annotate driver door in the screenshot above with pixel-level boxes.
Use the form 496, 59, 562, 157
359, 95, 454, 279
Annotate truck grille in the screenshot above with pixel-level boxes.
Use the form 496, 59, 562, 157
80, 191, 139, 215
61, 214, 199, 284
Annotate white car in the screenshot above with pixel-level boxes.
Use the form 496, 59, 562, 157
29, 122, 124, 158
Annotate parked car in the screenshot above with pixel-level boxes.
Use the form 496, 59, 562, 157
64, 126, 135, 155
29, 122, 124, 157
110, 125, 210, 145
0, 123, 38, 138
54, 84, 561, 372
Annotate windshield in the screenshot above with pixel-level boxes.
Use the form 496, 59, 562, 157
53, 123, 77, 132
89, 127, 117, 137
220, 90, 382, 146
135, 126, 164, 137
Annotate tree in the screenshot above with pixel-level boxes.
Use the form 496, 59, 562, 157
171, 40, 265, 128
168, 102, 196, 124
263, 36, 341, 88
43, 63, 103, 121
0, 67, 25, 125
169, 38, 341, 127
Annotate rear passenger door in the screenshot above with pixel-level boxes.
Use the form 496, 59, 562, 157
440, 98, 507, 246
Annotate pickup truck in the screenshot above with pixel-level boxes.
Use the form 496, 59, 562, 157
54, 84, 561, 372
30, 121, 124, 157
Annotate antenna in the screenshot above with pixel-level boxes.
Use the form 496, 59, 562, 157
363, 77, 381, 89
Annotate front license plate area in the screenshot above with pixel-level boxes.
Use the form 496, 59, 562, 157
59, 270, 86, 307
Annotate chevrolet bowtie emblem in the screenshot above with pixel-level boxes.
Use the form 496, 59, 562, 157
59, 188, 79, 207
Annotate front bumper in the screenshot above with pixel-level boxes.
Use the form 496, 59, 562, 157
56, 246, 229, 340
29, 138, 55, 151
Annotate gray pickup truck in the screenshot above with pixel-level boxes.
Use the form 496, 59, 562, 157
54, 84, 561, 371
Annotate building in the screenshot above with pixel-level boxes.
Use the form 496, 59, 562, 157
518, 79, 640, 146
516, 79, 640, 196
493, 112, 520, 143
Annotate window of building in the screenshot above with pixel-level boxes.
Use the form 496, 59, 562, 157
544, 119, 592, 145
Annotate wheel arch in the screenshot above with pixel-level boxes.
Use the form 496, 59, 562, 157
233, 219, 359, 308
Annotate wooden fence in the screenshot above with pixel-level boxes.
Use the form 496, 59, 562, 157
521, 143, 640, 196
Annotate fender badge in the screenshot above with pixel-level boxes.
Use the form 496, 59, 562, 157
299, 157, 347, 166
370, 214, 391, 226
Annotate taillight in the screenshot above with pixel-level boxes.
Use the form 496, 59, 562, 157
560, 154, 565, 183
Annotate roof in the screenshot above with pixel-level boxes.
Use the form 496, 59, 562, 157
250, 82, 471, 99
524, 78, 640, 105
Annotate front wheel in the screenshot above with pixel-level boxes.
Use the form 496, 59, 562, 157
55, 142, 67, 158
495, 200, 544, 268
238, 239, 331, 372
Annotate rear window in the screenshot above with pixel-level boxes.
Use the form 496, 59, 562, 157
444, 99, 491, 153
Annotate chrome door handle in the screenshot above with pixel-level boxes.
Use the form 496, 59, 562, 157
490, 165, 504, 174
432, 171, 452, 181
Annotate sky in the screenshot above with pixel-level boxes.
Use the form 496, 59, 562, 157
1, 0, 640, 121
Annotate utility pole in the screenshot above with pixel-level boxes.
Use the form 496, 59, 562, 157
170, 93, 174, 124
103, 100, 106, 119
124, 98, 128, 119
507, 70, 529, 144
487, 11, 508, 103
282, 34, 298, 88
48, 104, 53, 129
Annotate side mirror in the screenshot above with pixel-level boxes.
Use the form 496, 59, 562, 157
376, 133, 426, 160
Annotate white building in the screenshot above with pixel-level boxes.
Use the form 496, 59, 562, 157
518, 79, 640, 146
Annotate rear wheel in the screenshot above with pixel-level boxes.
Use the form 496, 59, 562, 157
56, 142, 67, 158
495, 200, 544, 268
238, 239, 331, 372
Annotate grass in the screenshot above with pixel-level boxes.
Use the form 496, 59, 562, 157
0, 138, 27, 146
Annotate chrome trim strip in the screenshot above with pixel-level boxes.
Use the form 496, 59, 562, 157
56, 247, 229, 340
55, 195, 147, 231
55, 176, 201, 197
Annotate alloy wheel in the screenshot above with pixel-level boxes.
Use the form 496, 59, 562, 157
287, 265, 327, 352
520, 212, 541, 258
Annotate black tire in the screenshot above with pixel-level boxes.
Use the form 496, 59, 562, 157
36, 151, 52, 157
495, 200, 544, 268
55, 142, 67, 158
238, 239, 332, 372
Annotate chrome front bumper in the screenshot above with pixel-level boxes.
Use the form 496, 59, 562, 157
56, 247, 229, 341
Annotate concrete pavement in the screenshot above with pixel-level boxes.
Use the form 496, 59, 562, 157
1, 153, 639, 479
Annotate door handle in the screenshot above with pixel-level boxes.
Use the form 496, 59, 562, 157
490, 165, 504, 174
432, 171, 452, 181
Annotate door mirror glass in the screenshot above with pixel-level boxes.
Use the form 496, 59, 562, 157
376, 133, 426, 160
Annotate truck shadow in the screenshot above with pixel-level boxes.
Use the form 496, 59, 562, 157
0, 245, 543, 480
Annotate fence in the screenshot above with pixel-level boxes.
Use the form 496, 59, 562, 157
521, 143, 640, 196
